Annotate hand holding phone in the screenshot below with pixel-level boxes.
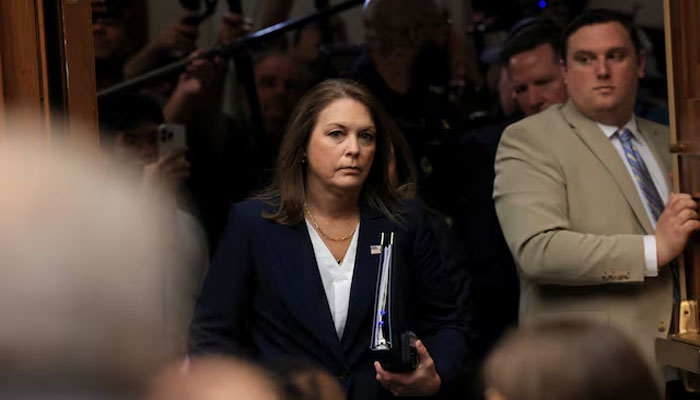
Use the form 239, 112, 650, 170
142, 124, 190, 189
158, 124, 187, 157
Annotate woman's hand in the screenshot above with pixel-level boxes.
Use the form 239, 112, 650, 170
163, 50, 227, 124
150, 16, 199, 58
374, 340, 441, 397
124, 15, 200, 79
143, 148, 191, 190
217, 12, 253, 45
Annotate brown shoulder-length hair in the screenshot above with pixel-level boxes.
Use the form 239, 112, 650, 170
257, 78, 417, 225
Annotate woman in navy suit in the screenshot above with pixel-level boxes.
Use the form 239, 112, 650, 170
190, 79, 467, 398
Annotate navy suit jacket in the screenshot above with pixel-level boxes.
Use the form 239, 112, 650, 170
190, 198, 468, 399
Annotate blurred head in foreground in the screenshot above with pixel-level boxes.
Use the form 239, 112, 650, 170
482, 319, 661, 400
0, 118, 185, 397
268, 357, 345, 400
146, 356, 280, 400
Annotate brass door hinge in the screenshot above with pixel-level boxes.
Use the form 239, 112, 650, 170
679, 300, 699, 335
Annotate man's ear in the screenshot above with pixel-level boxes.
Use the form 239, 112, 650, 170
637, 50, 646, 79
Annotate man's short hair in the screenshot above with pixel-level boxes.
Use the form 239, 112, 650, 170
500, 19, 562, 65
98, 93, 163, 143
483, 320, 661, 400
561, 8, 641, 62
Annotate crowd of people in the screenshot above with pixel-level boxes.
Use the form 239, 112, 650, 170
26, 0, 691, 398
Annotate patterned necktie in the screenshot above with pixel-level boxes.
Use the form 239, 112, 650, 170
618, 129, 678, 301
617, 128, 664, 222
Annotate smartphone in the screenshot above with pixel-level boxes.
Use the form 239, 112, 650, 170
158, 124, 187, 157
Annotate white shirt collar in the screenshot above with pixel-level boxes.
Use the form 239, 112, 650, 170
597, 116, 639, 141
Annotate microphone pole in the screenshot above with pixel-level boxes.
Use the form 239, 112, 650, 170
97, 0, 363, 99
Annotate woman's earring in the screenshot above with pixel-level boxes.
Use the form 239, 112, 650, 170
301, 156, 307, 164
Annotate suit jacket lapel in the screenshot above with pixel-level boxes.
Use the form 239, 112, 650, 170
341, 207, 389, 364
268, 221, 348, 368
561, 101, 655, 234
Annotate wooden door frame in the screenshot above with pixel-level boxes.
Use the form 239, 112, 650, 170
0, 0, 98, 146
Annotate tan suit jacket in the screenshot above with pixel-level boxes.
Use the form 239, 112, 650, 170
493, 100, 673, 369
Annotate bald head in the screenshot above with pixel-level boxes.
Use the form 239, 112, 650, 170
0, 120, 180, 395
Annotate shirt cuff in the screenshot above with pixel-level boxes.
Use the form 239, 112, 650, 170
643, 235, 658, 277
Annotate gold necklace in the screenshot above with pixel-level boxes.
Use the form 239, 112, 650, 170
304, 203, 359, 242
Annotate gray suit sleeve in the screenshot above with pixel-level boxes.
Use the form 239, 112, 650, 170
493, 123, 646, 285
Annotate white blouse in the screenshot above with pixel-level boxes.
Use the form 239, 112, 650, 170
305, 219, 359, 339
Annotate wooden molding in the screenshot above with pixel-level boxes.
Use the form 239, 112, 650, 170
0, 49, 4, 138
664, 0, 678, 147
665, 0, 700, 301
0, 0, 49, 140
60, 0, 99, 147
0, 0, 99, 146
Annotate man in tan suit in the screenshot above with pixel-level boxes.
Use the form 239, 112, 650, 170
494, 8, 700, 376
